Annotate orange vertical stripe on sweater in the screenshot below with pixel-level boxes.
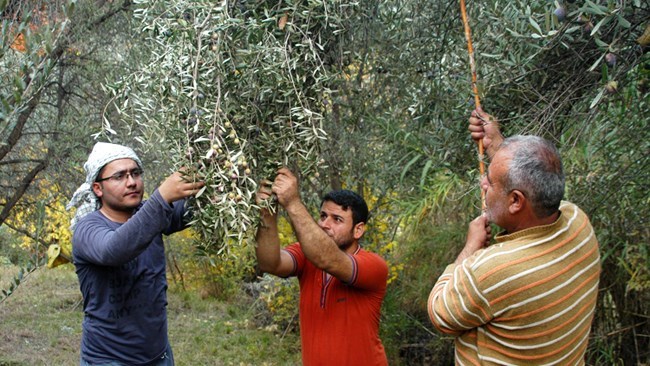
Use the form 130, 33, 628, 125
459, 267, 491, 321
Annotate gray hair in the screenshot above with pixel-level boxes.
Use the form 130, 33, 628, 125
500, 135, 565, 218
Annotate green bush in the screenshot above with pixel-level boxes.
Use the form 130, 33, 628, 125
256, 274, 300, 334
381, 220, 467, 365
0, 227, 30, 266
165, 230, 257, 301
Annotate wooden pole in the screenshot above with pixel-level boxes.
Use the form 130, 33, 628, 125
460, 0, 486, 210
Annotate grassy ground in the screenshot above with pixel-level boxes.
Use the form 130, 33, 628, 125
0, 265, 301, 366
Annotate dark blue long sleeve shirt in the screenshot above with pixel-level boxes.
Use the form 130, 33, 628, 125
72, 190, 188, 365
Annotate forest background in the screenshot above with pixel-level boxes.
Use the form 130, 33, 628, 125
0, 0, 648, 364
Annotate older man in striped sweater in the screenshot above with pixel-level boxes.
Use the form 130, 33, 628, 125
428, 108, 601, 365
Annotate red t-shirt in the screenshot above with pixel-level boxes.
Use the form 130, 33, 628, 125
283, 243, 389, 366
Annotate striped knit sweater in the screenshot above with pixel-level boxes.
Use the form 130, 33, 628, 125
428, 201, 601, 365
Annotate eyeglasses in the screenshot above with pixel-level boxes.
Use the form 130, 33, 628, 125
96, 168, 144, 183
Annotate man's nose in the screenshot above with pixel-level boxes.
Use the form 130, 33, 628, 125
125, 174, 137, 185
318, 218, 330, 229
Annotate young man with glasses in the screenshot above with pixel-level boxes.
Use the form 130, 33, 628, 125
67, 142, 204, 366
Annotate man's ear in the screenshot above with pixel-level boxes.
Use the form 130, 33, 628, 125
92, 182, 103, 198
508, 189, 526, 215
353, 222, 366, 240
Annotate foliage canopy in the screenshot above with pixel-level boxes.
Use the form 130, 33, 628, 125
0, 0, 648, 364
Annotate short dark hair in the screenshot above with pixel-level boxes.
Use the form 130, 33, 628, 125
321, 190, 369, 225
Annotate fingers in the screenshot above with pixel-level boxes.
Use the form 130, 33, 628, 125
462, 215, 491, 259
158, 171, 204, 203
258, 180, 273, 193
477, 214, 492, 246
275, 167, 296, 181
469, 118, 485, 141
175, 171, 204, 192
266, 167, 300, 208
473, 213, 488, 227
468, 123, 485, 133
272, 167, 297, 192
177, 174, 204, 194
183, 179, 204, 194
469, 109, 484, 127
256, 180, 275, 203
256, 168, 300, 210
469, 108, 498, 144
469, 109, 490, 126
470, 107, 495, 123
485, 224, 492, 244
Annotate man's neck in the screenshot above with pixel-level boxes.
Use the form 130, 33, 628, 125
99, 207, 134, 223
507, 210, 560, 234
341, 241, 360, 255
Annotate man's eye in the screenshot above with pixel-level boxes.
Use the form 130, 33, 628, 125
113, 173, 126, 180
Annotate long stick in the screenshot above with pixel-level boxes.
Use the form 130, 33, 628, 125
460, 0, 486, 210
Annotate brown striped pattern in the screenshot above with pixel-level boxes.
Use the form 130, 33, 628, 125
428, 202, 601, 365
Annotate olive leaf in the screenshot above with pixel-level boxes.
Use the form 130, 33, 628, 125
108, 0, 354, 253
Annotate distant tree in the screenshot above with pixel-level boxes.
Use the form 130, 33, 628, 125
0, 0, 142, 265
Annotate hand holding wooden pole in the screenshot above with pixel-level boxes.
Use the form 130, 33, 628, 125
460, 0, 486, 210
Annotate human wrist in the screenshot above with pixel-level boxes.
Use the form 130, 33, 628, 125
454, 249, 471, 265
258, 210, 276, 228
153, 188, 173, 206
454, 242, 480, 265
283, 199, 304, 216
157, 182, 180, 204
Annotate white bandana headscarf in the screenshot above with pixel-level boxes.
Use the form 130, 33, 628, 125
66, 142, 143, 231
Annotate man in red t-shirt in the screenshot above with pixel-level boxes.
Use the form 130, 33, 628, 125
255, 167, 388, 366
